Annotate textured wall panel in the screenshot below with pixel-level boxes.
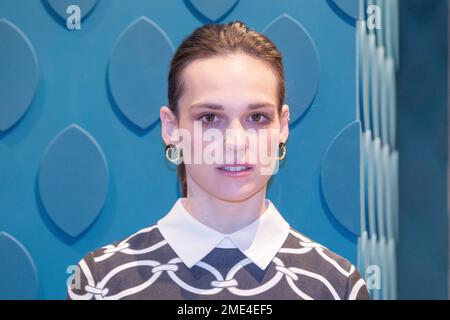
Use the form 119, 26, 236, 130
321, 120, 361, 236
331, 0, 360, 20
44, 0, 98, 22
0, 232, 38, 299
263, 14, 320, 124
0, 19, 38, 132
38, 124, 109, 238
108, 17, 174, 130
187, 0, 239, 22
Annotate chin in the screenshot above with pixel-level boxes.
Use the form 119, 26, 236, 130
209, 183, 263, 202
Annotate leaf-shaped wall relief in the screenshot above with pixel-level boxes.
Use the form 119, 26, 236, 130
0, 232, 38, 299
187, 0, 239, 22
320, 120, 361, 236
0, 19, 39, 132
263, 14, 320, 124
44, 0, 98, 22
108, 17, 174, 130
38, 124, 109, 238
329, 0, 360, 20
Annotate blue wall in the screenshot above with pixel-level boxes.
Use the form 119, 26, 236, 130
0, 0, 362, 299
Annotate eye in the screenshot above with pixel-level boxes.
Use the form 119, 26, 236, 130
198, 113, 220, 124
249, 113, 270, 123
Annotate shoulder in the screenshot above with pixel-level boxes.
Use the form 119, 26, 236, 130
90, 224, 165, 260
67, 223, 172, 299
88, 223, 174, 270
276, 227, 370, 300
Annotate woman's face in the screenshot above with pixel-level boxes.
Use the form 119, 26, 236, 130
161, 53, 289, 202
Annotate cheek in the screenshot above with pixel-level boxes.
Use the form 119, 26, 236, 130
248, 130, 280, 162
266, 126, 282, 155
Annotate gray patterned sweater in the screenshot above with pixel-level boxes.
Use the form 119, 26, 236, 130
67, 225, 370, 300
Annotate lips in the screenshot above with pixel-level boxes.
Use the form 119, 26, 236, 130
216, 164, 254, 177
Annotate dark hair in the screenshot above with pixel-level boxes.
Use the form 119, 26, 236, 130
167, 20, 286, 197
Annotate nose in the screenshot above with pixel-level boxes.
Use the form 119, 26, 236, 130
224, 119, 248, 162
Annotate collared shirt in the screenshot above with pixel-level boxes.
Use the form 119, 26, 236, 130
157, 197, 291, 271
67, 198, 371, 300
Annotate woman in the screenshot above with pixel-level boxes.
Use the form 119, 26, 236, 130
67, 21, 370, 300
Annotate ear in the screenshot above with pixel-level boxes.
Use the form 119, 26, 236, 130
279, 104, 290, 143
160, 105, 179, 145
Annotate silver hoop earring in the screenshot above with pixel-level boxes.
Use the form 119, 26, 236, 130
165, 143, 183, 165
277, 142, 287, 160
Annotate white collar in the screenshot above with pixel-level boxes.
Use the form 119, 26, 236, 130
157, 197, 290, 270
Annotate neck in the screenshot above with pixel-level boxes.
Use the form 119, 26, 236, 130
183, 178, 268, 234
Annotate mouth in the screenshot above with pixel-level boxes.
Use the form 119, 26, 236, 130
216, 164, 254, 177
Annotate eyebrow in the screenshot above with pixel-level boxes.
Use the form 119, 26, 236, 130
189, 102, 276, 111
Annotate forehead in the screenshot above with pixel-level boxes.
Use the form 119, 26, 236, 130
178, 53, 278, 110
